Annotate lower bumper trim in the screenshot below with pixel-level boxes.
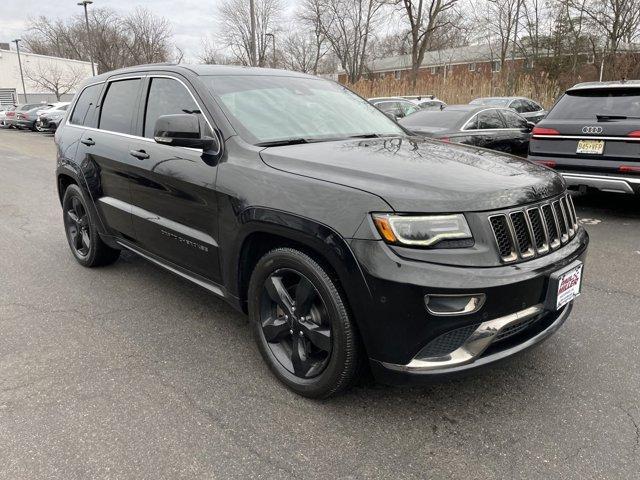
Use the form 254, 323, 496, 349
380, 303, 570, 375
561, 172, 639, 194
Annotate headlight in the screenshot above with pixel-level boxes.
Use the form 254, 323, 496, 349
372, 213, 472, 247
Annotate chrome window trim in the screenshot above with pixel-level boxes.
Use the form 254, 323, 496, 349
66, 73, 220, 155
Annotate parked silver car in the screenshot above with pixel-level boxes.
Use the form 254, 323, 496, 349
469, 96, 547, 123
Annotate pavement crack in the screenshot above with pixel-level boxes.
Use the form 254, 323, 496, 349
618, 404, 640, 452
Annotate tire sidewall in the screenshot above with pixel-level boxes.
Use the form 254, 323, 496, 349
248, 249, 355, 397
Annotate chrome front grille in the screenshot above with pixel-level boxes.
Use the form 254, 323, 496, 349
489, 193, 578, 264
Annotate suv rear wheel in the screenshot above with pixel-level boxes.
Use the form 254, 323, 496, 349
248, 247, 360, 398
62, 184, 120, 267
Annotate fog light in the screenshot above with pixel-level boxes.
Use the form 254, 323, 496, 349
424, 294, 485, 316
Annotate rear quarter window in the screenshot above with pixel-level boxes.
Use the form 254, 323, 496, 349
70, 84, 102, 126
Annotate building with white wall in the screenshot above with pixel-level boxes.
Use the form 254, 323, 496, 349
0, 45, 92, 105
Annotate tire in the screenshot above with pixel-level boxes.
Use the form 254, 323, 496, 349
248, 247, 360, 398
62, 184, 120, 267
34, 122, 44, 132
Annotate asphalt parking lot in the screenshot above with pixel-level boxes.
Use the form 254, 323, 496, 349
1, 127, 639, 479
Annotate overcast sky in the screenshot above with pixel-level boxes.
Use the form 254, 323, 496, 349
1, 0, 297, 62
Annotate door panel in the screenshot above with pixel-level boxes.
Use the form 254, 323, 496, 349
78, 130, 137, 238
128, 141, 220, 281
128, 75, 221, 282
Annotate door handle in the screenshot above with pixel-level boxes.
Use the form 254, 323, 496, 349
129, 149, 150, 160
81, 138, 95, 146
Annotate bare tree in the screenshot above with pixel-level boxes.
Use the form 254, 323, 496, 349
568, 0, 640, 78
387, 0, 461, 84
122, 7, 173, 65
303, 0, 383, 83
24, 61, 87, 100
23, 7, 174, 73
218, 0, 283, 66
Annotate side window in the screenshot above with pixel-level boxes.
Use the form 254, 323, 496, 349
478, 110, 506, 129
527, 100, 541, 112
510, 100, 526, 113
464, 115, 478, 130
143, 77, 199, 138
376, 102, 396, 113
500, 109, 528, 128
70, 84, 101, 126
99, 78, 141, 134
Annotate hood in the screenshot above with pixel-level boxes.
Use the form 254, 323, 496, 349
259, 137, 564, 212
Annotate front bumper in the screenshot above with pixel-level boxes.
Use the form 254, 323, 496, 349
349, 228, 588, 384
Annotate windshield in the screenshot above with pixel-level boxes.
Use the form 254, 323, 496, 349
203, 75, 404, 144
399, 110, 468, 128
547, 89, 640, 120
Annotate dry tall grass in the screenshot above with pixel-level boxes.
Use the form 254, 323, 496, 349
345, 71, 565, 107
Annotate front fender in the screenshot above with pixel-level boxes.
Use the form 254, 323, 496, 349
223, 207, 375, 349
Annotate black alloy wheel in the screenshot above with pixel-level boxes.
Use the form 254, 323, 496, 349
65, 196, 91, 258
259, 268, 332, 378
62, 184, 120, 267
248, 248, 360, 398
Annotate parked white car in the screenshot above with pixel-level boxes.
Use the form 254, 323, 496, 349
35, 102, 70, 132
0, 105, 16, 128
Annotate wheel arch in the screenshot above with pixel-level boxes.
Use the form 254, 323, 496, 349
227, 208, 373, 340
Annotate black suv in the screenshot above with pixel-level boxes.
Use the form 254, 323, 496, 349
55, 65, 588, 397
529, 81, 640, 195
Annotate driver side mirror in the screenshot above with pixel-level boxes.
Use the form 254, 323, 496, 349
154, 114, 219, 152
526, 121, 535, 132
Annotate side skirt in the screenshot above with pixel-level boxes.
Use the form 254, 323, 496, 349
117, 240, 226, 298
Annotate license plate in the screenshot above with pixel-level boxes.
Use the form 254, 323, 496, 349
576, 139, 604, 155
556, 263, 583, 310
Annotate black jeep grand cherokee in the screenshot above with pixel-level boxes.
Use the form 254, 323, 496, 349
55, 65, 588, 397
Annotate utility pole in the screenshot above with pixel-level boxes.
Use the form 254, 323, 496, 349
12, 39, 28, 102
266, 33, 276, 68
249, 0, 257, 66
78, 0, 96, 75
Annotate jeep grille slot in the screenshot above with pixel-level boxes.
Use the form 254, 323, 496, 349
553, 200, 569, 242
527, 208, 549, 253
541, 204, 560, 249
489, 194, 578, 264
489, 215, 517, 262
510, 211, 535, 258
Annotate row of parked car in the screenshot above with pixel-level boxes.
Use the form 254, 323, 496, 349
369, 81, 640, 195
0, 101, 69, 132
368, 94, 548, 156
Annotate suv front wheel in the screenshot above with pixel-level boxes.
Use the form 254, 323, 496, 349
248, 248, 360, 398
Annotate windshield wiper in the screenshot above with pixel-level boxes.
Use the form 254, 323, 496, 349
596, 113, 640, 121
345, 133, 381, 139
256, 138, 310, 147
